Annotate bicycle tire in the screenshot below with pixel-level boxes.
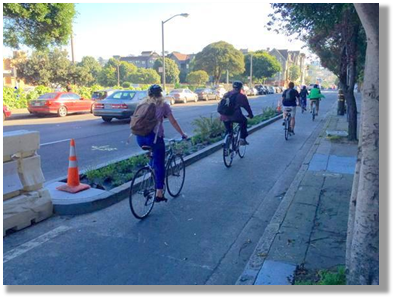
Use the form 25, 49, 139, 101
236, 127, 247, 158
223, 134, 234, 168
284, 116, 289, 140
166, 154, 186, 197
129, 167, 156, 219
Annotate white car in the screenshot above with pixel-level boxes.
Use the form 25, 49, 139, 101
215, 87, 227, 98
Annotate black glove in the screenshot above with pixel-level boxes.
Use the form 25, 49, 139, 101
248, 114, 254, 119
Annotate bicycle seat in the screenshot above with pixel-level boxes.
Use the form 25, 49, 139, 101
141, 145, 152, 151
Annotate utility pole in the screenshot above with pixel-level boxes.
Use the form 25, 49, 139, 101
226, 70, 229, 85
70, 27, 75, 64
250, 53, 253, 88
117, 60, 120, 86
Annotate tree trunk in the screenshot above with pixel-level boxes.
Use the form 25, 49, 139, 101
346, 3, 379, 285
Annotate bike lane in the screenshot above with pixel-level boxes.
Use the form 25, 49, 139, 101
3, 92, 338, 285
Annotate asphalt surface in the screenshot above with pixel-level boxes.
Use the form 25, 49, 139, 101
3, 94, 280, 182
3, 92, 337, 285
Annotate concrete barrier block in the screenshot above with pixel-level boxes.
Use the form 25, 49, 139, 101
3, 130, 40, 159
3, 188, 53, 236
17, 155, 45, 192
3, 160, 24, 200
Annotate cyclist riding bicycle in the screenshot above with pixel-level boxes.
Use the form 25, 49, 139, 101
219, 81, 254, 145
299, 85, 309, 111
308, 84, 325, 115
134, 84, 187, 203
278, 82, 300, 134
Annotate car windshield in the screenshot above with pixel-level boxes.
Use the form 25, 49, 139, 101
107, 91, 136, 100
38, 93, 58, 99
92, 92, 104, 99
195, 89, 204, 92
170, 89, 182, 93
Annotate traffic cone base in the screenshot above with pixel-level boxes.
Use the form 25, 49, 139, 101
57, 138, 91, 194
56, 182, 90, 194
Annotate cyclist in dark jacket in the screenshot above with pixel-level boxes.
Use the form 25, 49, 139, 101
299, 86, 309, 112
219, 81, 254, 145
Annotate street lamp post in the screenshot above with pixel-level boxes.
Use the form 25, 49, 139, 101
161, 13, 189, 91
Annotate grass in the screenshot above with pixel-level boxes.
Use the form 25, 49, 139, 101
294, 266, 346, 285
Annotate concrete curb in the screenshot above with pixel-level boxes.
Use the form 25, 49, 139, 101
235, 108, 335, 285
51, 114, 283, 215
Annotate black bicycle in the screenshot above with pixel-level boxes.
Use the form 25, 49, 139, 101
129, 138, 186, 219
311, 99, 318, 121
284, 107, 294, 141
223, 123, 246, 168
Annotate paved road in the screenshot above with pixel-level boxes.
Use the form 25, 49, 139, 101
4, 94, 280, 181
3, 92, 337, 285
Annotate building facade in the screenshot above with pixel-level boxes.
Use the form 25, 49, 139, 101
269, 49, 306, 86
118, 51, 160, 69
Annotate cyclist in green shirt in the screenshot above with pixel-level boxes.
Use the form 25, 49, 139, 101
308, 84, 325, 115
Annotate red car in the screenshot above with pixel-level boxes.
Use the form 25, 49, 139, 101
28, 92, 94, 117
3, 105, 11, 121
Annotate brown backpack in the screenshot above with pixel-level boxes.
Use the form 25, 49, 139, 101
130, 102, 158, 136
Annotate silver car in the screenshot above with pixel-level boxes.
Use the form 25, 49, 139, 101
93, 90, 148, 122
169, 89, 198, 103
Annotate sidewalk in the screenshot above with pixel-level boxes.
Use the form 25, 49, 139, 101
237, 106, 358, 285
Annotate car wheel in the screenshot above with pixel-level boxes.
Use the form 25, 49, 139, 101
58, 106, 68, 117
90, 104, 94, 113
102, 117, 113, 123
205, 96, 209, 101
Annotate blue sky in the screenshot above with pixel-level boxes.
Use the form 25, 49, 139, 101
3, 2, 308, 62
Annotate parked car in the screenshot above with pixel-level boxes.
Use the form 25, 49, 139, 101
194, 88, 219, 101
255, 85, 267, 95
267, 86, 276, 94
163, 91, 176, 105
93, 90, 148, 122
214, 86, 227, 98
250, 87, 258, 96
91, 89, 116, 101
3, 104, 11, 121
28, 92, 94, 117
168, 89, 198, 103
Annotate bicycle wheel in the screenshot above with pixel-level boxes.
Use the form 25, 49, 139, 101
284, 116, 289, 140
129, 167, 156, 219
312, 104, 316, 121
166, 154, 186, 197
223, 134, 234, 168
236, 127, 246, 158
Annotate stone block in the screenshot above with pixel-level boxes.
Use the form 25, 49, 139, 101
3, 188, 53, 236
3, 160, 23, 200
17, 155, 45, 191
3, 130, 40, 161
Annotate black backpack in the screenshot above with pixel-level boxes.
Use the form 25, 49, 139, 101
217, 93, 238, 116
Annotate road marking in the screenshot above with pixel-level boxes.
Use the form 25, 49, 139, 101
40, 139, 71, 146
3, 226, 71, 264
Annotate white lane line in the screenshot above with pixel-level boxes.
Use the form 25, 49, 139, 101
3, 226, 71, 264
40, 138, 71, 146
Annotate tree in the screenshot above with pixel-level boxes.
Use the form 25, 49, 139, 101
268, 3, 364, 141
98, 66, 117, 87
129, 68, 160, 84
15, 48, 74, 87
193, 41, 245, 84
244, 51, 282, 82
288, 65, 301, 82
153, 58, 180, 84
186, 70, 209, 85
3, 3, 76, 50
77, 56, 102, 86
346, 3, 379, 285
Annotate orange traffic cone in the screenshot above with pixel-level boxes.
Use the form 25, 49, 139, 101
56, 139, 90, 193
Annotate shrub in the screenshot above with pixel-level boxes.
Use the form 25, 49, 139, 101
192, 114, 225, 143
122, 82, 131, 88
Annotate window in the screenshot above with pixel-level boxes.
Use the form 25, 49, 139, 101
108, 91, 136, 100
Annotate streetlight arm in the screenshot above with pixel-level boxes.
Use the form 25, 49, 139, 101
163, 13, 189, 24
